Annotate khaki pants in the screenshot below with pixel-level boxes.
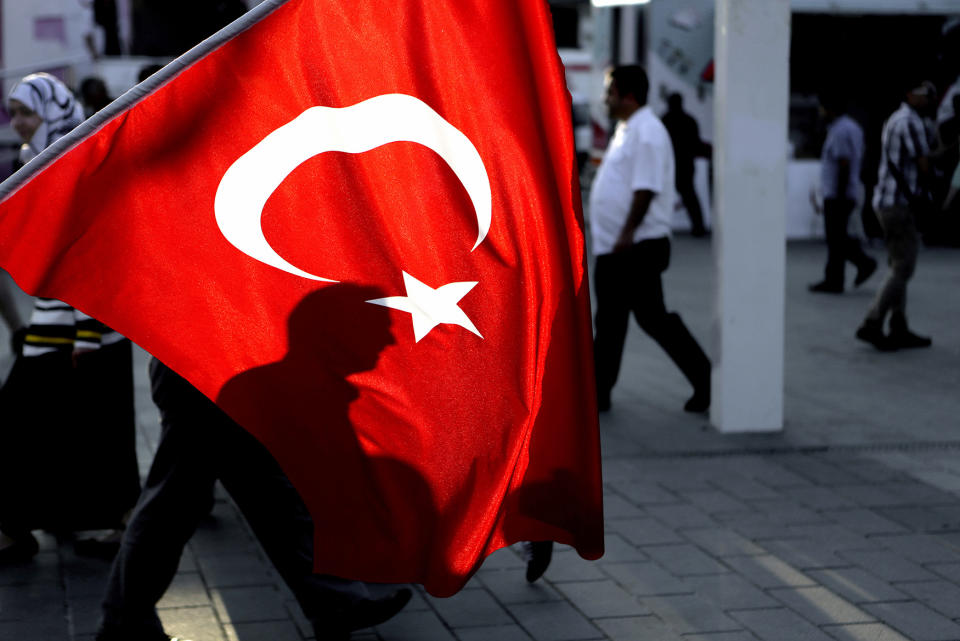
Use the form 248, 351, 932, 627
865, 205, 918, 326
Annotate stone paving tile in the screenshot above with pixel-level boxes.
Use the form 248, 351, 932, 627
779, 486, 858, 511
742, 500, 827, 526
593, 615, 683, 641
640, 544, 728, 577
783, 524, 875, 552
0, 619, 70, 641
777, 456, 864, 486
757, 539, 851, 570
927, 561, 960, 582
822, 622, 911, 641
728, 458, 813, 489
681, 574, 779, 610
598, 533, 647, 564
874, 506, 958, 533
861, 601, 960, 641
157, 572, 211, 609
643, 504, 717, 529
683, 633, 760, 641
376, 609, 458, 641
542, 549, 608, 583
210, 585, 289, 624
767, 586, 874, 625
507, 601, 603, 641
601, 561, 691, 597
196, 553, 274, 588
555, 580, 650, 618
639, 594, 739, 635
603, 493, 647, 519
721, 555, 815, 589
837, 549, 940, 583
681, 528, 765, 557
807, 568, 908, 604
60, 556, 114, 599
837, 459, 914, 484
719, 513, 801, 541
608, 481, 680, 506
679, 490, 753, 515
0, 550, 61, 587
709, 476, 782, 501
608, 518, 685, 547
895, 580, 960, 618
69, 595, 103, 637
476, 569, 564, 604
729, 608, 835, 641
871, 533, 960, 564
0, 582, 64, 620
888, 482, 959, 507
426, 588, 512, 628
158, 605, 227, 641
455, 624, 534, 641
224, 619, 303, 641
820, 508, 909, 536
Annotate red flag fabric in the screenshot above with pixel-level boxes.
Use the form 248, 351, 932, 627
0, 0, 602, 595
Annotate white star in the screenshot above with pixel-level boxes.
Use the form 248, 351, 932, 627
366, 271, 482, 343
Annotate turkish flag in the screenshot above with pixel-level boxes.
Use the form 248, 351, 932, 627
0, 0, 602, 595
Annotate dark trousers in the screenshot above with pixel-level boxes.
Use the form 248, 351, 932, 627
677, 180, 706, 235
822, 197, 873, 286
98, 359, 368, 638
593, 238, 710, 402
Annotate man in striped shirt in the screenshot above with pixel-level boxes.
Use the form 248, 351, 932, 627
856, 82, 935, 351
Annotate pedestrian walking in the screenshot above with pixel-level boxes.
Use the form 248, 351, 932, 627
808, 90, 877, 294
590, 65, 711, 413
0, 73, 140, 564
661, 93, 708, 237
856, 80, 935, 351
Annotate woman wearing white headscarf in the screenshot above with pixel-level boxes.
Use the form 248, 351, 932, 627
0, 73, 140, 563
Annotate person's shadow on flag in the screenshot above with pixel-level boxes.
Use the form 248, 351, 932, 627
217, 282, 445, 585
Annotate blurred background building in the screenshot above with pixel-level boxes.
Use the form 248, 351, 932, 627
0, 0, 958, 239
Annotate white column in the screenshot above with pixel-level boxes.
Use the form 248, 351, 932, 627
711, 0, 790, 433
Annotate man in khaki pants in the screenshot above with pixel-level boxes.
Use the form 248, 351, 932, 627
856, 81, 935, 351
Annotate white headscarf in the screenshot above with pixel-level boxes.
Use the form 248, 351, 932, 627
7, 73, 84, 163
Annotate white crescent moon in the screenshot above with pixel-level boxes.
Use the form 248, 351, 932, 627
214, 94, 492, 281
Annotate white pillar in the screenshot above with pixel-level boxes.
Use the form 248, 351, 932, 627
711, 0, 790, 433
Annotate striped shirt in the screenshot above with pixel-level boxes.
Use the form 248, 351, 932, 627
873, 103, 931, 211
22, 298, 124, 358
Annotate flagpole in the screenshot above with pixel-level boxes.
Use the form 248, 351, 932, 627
0, 0, 292, 202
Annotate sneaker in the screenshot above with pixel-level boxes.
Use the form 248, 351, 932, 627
855, 322, 897, 352
854, 258, 878, 287
808, 280, 844, 294
888, 329, 932, 349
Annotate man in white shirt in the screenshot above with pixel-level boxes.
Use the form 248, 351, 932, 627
589, 65, 711, 413
809, 90, 876, 294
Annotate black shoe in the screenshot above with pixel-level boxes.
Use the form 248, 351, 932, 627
855, 322, 897, 352
854, 258, 877, 287
95, 629, 186, 641
597, 394, 611, 413
684, 390, 710, 413
318, 587, 413, 639
0, 533, 39, 565
523, 540, 553, 583
888, 329, 932, 349
808, 281, 844, 294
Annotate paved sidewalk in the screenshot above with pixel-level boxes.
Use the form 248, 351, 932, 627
2, 238, 960, 641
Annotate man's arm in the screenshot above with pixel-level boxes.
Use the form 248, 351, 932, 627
613, 189, 654, 253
